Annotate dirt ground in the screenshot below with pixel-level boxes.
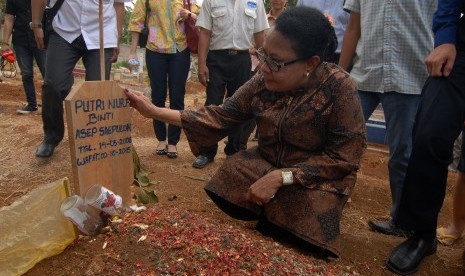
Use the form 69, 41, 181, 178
0, 74, 464, 275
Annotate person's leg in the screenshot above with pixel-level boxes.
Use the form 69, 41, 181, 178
363, 91, 414, 235
224, 53, 251, 156
192, 51, 227, 168
357, 90, 380, 121
380, 92, 421, 219
449, 132, 462, 171
166, 48, 190, 156
39, 32, 82, 152
437, 131, 465, 245
145, 50, 169, 151
81, 47, 113, 81
387, 53, 465, 274
32, 47, 46, 79
13, 45, 38, 110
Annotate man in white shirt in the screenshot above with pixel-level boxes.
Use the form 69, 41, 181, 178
30, 0, 127, 157
192, 0, 269, 169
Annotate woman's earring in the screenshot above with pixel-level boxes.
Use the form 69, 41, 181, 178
305, 71, 310, 77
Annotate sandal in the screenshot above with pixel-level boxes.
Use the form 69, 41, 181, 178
167, 145, 178, 159
156, 142, 167, 155
437, 227, 461, 246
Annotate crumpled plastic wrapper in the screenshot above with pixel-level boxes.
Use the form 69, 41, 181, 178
0, 178, 76, 276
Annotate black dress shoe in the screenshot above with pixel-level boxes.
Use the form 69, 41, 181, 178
368, 220, 410, 237
386, 235, 437, 275
36, 142, 56, 157
192, 155, 213, 169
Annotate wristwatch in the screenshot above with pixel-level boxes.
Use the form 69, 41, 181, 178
29, 22, 43, 30
281, 169, 294, 186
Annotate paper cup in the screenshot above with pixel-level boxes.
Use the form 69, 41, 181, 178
60, 195, 102, 236
85, 184, 122, 216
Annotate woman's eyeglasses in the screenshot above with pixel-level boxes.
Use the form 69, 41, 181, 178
256, 48, 306, 72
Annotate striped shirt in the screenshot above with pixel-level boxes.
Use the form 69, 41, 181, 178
344, 0, 437, 94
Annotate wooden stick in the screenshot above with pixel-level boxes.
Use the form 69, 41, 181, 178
99, 0, 105, 81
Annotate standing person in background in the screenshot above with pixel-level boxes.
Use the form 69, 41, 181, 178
339, 0, 437, 236
296, 0, 348, 64
128, 0, 200, 159
193, 0, 269, 169
31, 0, 127, 158
387, 1, 465, 273
244, 0, 287, 148
3, 0, 46, 114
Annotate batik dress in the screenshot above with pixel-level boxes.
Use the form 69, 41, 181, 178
180, 62, 366, 256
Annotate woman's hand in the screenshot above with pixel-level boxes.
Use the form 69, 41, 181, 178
198, 63, 210, 87
180, 8, 191, 20
124, 88, 157, 118
247, 170, 283, 206
128, 52, 138, 61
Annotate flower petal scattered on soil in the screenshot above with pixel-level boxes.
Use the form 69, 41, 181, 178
76, 205, 360, 275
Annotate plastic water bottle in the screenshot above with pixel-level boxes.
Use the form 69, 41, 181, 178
128, 58, 140, 75
60, 195, 103, 236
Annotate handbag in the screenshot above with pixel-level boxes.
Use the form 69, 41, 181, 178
138, 0, 150, 48
42, 0, 65, 48
183, 0, 199, 54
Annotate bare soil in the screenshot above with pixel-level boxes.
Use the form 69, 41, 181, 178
0, 75, 463, 275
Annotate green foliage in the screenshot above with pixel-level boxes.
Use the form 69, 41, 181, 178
121, 5, 133, 45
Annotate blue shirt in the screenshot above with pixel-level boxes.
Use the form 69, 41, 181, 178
296, 0, 349, 53
432, 0, 463, 47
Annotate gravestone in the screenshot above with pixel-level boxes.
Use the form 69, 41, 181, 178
65, 81, 133, 205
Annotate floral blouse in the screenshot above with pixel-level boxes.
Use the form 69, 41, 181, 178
129, 0, 201, 53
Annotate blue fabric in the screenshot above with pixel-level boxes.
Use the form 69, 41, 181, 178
432, 0, 462, 47
13, 45, 46, 107
145, 48, 191, 145
358, 91, 421, 219
296, 0, 348, 53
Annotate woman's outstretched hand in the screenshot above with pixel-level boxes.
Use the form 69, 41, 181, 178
124, 88, 157, 118
247, 170, 283, 206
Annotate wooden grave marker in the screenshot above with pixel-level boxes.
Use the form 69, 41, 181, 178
65, 81, 133, 204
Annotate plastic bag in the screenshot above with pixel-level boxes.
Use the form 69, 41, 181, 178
0, 178, 76, 276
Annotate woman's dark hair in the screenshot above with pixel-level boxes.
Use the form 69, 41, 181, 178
274, 7, 338, 62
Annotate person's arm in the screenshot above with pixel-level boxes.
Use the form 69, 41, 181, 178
128, 32, 139, 60
31, 0, 47, 50
114, 2, 125, 42
127, 0, 146, 60
338, 11, 360, 71
425, 0, 461, 77
112, 1, 125, 62
253, 31, 265, 49
125, 89, 182, 126
2, 14, 13, 52
197, 27, 211, 87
